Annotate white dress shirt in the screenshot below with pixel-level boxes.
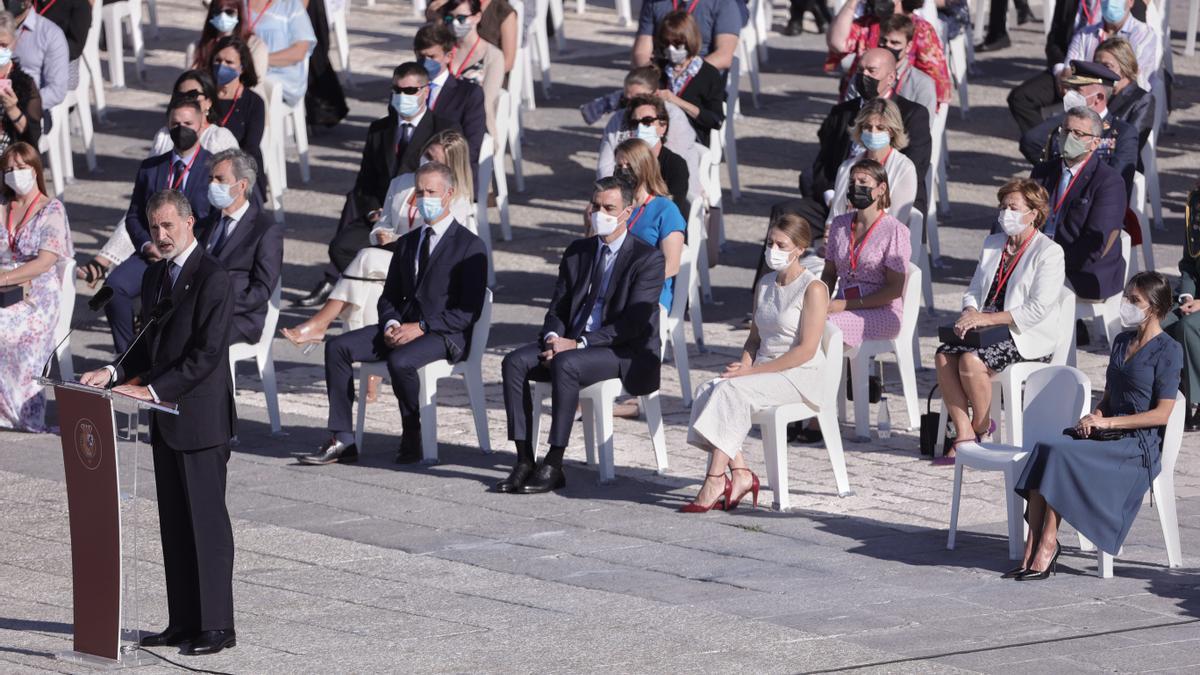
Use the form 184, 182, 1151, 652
383, 213, 454, 332
427, 68, 450, 111
211, 199, 252, 250
545, 231, 628, 348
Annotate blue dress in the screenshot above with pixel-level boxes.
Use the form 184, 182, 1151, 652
1015, 331, 1183, 554
626, 195, 686, 309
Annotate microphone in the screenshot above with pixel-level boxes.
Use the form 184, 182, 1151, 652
112, 297, 174, 376
42, 287, 116, 379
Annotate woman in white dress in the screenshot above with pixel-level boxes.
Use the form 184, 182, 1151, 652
683, 214, 831, 512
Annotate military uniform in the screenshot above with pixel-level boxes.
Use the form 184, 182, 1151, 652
1162, 186, 1200, 428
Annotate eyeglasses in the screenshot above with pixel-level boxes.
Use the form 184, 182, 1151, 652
632, 116, 664, 126
1060, 127, 1098, 140
392, 85, 427, 95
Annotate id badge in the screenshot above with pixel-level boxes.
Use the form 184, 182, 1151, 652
844, 285, 862, 301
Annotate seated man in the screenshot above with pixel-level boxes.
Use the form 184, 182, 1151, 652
11, 0, 68, 110
297, 62, 461, 307
196, 149, 283, 345
413, 22, 486, 169
1030, 106, 1127, 302
105, 100, 213, 353
300, 162, 488, 466
497, 177, 665, 494
1019, 61, 1138, 196
595, 66, 695, 184
874, 13, 937, 118
827, 0, 951, 107
1007, 0, 1158, 135
631, 0, 746, 71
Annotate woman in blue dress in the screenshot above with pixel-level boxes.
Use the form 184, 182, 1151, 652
1011, 272, 1183, 580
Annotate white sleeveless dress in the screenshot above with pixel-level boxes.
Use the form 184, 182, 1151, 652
688, 269, 828, 459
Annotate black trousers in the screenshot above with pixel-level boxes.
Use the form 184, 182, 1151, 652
1008, 70, 1060, 136
151, 439, 234, 632
501, 343, 622, 448
324, 326, 448, 443
326, 192, 373, 282
985, 0, 1031, 41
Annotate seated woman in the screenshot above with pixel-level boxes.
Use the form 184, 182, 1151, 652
248, 0, 317, 107
0, 142, 73, 432
654, 11, 725, 148
441, 0, 505, 139
192, 0, 270, 81
1012, 272, 1182, 579
427, 0, 517, 73
683, 214, 830, 512
1093, 37, 1153, 155
210, 36, 267, 194
624, 95, 690, 216
827, 98, 916, 229
1163, 184, 1200, 431
934, 179, 1065, 464
0, 15, 41, 155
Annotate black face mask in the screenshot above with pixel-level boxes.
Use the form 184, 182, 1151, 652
614, 166, 636, 186
870, 0, 894, 19
169, 125, 199, 153
857, 72, 882, 99
885, 46, 904, 62
848, 184, 876, 209
5, 0, 27, 14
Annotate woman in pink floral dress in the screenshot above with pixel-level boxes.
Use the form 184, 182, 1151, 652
0, 142, 73, 432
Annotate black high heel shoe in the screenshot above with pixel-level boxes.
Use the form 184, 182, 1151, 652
1000, 565, 1028, 579
1015, 543, 1060, 581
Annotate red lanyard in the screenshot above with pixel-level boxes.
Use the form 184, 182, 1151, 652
987, 230, 1035, 307
625, 194, 653, 232
406, 193, 418, 231
676, 73, 696, 97
449, 37, 482, 78
37, 0, 59, 14
169, 148, 201, 190
219, 86, 243, 127
6, 196, 42, 254
248, 0, 274, 32
848, 211, 884, 273
1052, 153, 1092, 216
1080, 0, 1097, 25
672, 0, 700, 13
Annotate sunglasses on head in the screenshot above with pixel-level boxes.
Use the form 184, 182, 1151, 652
444, 13, 472, 22
393, 85, 427, 95
176, 90, 204, 100
632, 116, 664, 126
219, 8, 237, 16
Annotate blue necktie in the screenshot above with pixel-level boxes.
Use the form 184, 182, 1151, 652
1046, 168, 1072, 238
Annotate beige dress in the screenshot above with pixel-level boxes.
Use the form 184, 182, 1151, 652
688, 269, 827, 459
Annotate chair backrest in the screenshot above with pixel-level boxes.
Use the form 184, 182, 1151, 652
1050, 288, 1077, 366
1160, 391, 1187, 478
1020, 365, 1091, 447
54, 259, 77, 345
494, 90, 512, 158
258, 280, 282, 355
668, 242, 695, 324
898, 261, 921, 338
685, 196, 704, 246
819, 322, 844, 407
466, 288, 494, 365
907, 208, 925, 264
1120, 230, 1132, 285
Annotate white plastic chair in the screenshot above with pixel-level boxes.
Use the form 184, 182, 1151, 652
52, 259, 78, 380
228, 281, 283, 435
946, 31, 969, 119
663, 243, 697, 406
1129, 172, 1155, 274
354, 289, 494, 460
737, 1, 762, 109
1068, 231, 1131, 365
327, 0, 352, 85
100, 0, 146, 88
947, 366, 1092, 560
1187, 0, 1199, 56
37, 109, 66, 197
513, 0, 536, 112
720, 57, 741, 203
547, 0, 565, 50
490, 95, 516, 230
261, 79, 288, 223
495, 88, 524, 193
755, 322, 853, 510
1079, 391, 1186, 578
574, 0, 630, 24
81, 3, 107, 121
908, 209, 934, 311
282, 92, 312, 184
838, 262, 922, 440
924, 104, 949, 261
684, 197, 707, 350
529, 0, 553, 98
62, 77, 97, 174
412, 0, 427, 17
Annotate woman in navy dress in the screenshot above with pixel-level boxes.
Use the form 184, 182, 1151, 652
1012, 272, 1183, 580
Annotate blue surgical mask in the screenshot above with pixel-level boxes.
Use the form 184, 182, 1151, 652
207, 181, 237, 209
635, 123, 661, 145
392, 92, 421, 118
861, 130, 891, 151
209, 11, 239, 33
0, 48, 11, 68
420, 57, 442, 80
214, 63, 240, 86
1101, 0, 1125, 23
418, 196, 445, 223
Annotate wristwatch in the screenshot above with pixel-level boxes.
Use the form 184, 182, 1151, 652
418, 320, 428, 332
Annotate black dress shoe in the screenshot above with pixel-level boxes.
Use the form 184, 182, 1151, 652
496, 462, 534, 493
1185, 407, 1200, 432
298, 438, 358, 465
783, 19, 802, 36
518, 463, 566, 494
395, 444, 423, 464
294, 280, 334, 308
140, 625, 195, 647
182, 629, 236, 656
975, 34, 1011, 52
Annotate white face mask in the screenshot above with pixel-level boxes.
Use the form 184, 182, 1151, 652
1062, 89, 1090, 113
1118, 298, 1147, 328
4, 168, 35, 196
998, 208, 1031, 237
591, 210, 620, 237
666, 45, 688, 65
763, 245, 795, 271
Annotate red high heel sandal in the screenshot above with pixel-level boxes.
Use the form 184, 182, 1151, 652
680, 473, 731, 513
726, 468, 760, 511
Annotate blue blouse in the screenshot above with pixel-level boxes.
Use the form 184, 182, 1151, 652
627, 195, 686, 309
255, 0, 317, 106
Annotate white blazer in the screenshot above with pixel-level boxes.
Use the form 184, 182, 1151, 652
963, 231, 1066, 360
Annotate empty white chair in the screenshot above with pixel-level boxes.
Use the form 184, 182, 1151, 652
81, 3, 107, 120
924, 104, 949, 261
1187, 0, 1199, 56
737, 6, 762, 109
1080, 392, 1186, 578
755, 322, 853, 511
547, 0, 565, 49
947, 31, 969, 118
52, 259, 78, 381
229, 281, 284, 435
495, 87, 524, 193
355, 289, 494, 460
490, 95, 516, 229
720, 57, 741, 203
947, 365, 1091, 560
282, 93, 312, 183
1068, 231, 1130, 365
100, 0, 147, 88
327, 0, 352, 85
663, 243, 697, 406
529, 0, 553, 99
907, 209, 934, 311
838, 262, 922, 440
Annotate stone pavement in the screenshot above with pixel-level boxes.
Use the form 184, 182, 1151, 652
2, 0, 1200, 670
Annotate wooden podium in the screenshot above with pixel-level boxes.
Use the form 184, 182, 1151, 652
40, 377, 178, 668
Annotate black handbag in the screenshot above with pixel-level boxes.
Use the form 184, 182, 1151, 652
938, 323, 1011, 348
1062, 427, 1126, 441
919, 384, 940, 456
0, 284, 22, 308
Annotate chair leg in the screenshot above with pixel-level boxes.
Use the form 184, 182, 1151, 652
1155, 476, 1183, 568
1078, 532, 1095, 552
947, 462, 964, 550
642, 392, 668, 475
723, 119, 740, 202
850, 355, 871, 440
1098, 550, 1113, 578
464, 371, 492, 454
354, 368, 369, 451
293, 108, 311, 183
819, 409, 852, 497
688, 279, 705, 352
418, 372, 439, 463
760, 415, 790, 511
935, 404, 948, 457
76, 98, 97, 171
595, 397, 617, 482
994, 378, 1009, 446
579, 397, 597, 468
530, 383, 546, 462
894, 341, 920, 430
104, 10, 125, 88
671, 322, 692, 407
258, 350, 282, 435
1003, 465, 1025, 560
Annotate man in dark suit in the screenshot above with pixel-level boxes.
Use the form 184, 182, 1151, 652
497, 176, 666, 494
104, 100, 213, 352
300, 162, 488, 465
1019, 60, 1138, 197
413, 22, 485, 168
196, 149, 283, 345
81, 190, 237, 656
296, 62, 462, 308
1030, 106, 1128, 302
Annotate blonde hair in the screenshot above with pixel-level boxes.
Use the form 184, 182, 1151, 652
1094, 37, 1139, 82
851, 98, 909, 150
614, 138, 669, 198
424, 129, 473, 199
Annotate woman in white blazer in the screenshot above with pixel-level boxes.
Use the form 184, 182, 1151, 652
934, 179, 1066, 464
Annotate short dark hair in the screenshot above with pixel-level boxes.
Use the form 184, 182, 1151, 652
1127, 271, 1174, 320
416, 160, 456, 191
594, 175, 634, 208
441, 0, 481, 16
414, 22, 456, 52
167, 98, 204, 119
656, 10, 702, 57
623, 94, 669, 133
393, 61, 431, 84
148, 189, 194, 221
879, 13, 914, 41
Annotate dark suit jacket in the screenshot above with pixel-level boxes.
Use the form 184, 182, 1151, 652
351, 109, 461, 219
658, 145, 690, 218
427, 75, 486, 168
1031, 156, 1128, 300
661, 60, 726, 147
377, 219, 488, 363
809, 94, 932, 216
114, 247, 235, 451
125, 149, 213, 251
540, 235, 666, 396
1044, 0, 1081, 67
196, 200, 284, 344
1109, 85, 1154, 155
1019, 113, 1139, 196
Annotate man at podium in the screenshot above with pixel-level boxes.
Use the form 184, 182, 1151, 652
80, 189, 238, 656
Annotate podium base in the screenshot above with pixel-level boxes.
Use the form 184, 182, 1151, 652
56, 645, 155, 669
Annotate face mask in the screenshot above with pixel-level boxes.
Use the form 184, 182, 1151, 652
666, 45, 688, 65
1062, 89, 1089, 113
418, 196, 445, 223
208, 181, 237, 209
1118, 298, 1146, 328
861, 130, 890, 151
4, 168, 34, 196
214, 63, 240, 86
420, 57, 442, 80
848, 184, 876, 210
857, 72, 882, 98
392, 92, 421, 118
169, 125, 199, 152
998, 208, 1030, 237
884, 46, 903, 62
449, 18, 473, 39
209, 11, 239, 33
1059, 130, 1091, 161
1101, 0, 1125, 23
419, 155, 431, 167
870, 0, 894, 20
0, 48, 11, 68
763, 245, 795, 271
591, 210, 620, 237
613, 166, 636, 186
636, 123, 661, 145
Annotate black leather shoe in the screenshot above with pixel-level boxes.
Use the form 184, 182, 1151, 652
1185, 407, 1200, 432
182, 629, 236, 656
298, 438, 358, 465
783, 19, 802, 35
140, 626, 195, 647
496, 462, 534, 493
395, 443, 422, 464
294, 280, 334, 308
518, 463, 566, 494
975, 35, 1011, 52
